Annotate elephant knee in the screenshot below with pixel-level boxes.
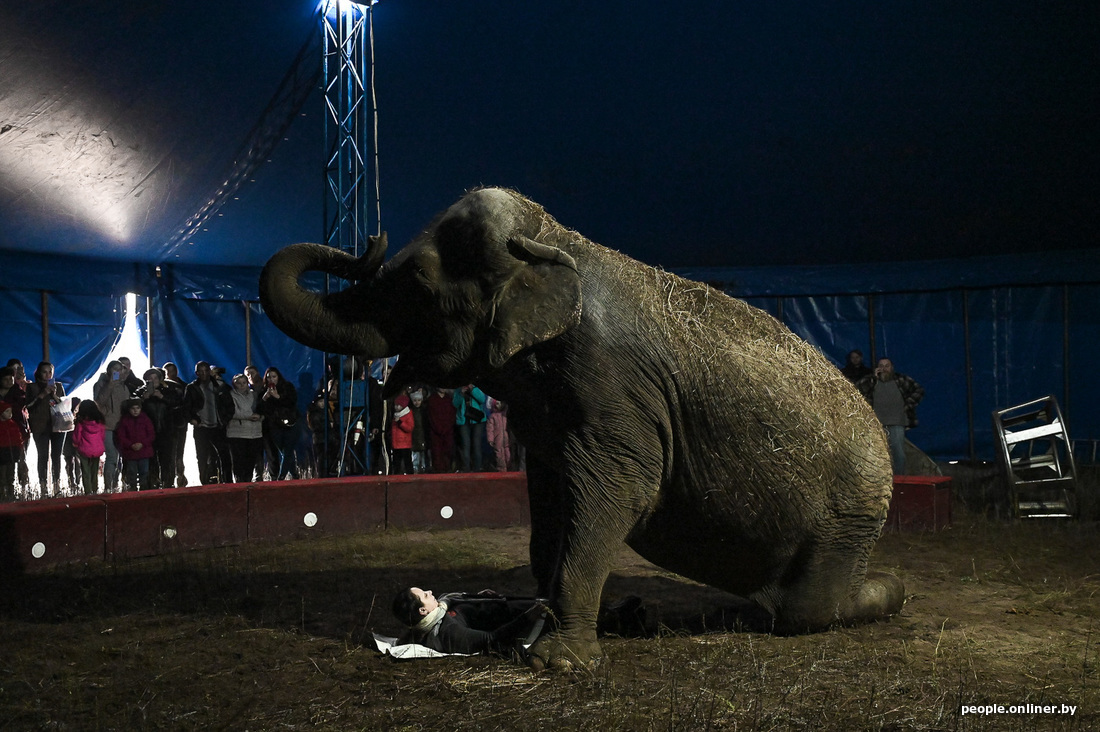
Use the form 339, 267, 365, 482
858, 571, 906, 617
833, 571, 905, 626
771, 568, 905, 633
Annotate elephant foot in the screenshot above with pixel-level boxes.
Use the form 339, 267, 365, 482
524, 633, 603, 673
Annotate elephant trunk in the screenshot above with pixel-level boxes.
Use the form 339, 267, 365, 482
258, 235, 391, 357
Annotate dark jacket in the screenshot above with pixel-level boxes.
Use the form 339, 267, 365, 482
183, 378, 232, 427
25, 379, 66, 434
257, 381, 299, 430
136, 382, 183, 436
841, 363, 872, 382
856, 372, 925, 428
159, 378, 187, 430
400, 593, 539, 655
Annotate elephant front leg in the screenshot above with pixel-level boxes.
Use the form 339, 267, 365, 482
525, 474, 637, 672
525, 457, 564, 598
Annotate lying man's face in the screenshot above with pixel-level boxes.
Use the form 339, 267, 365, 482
411, 587, 439, 616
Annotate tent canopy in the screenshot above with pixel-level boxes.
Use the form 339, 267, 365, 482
1, 1, 1096, 269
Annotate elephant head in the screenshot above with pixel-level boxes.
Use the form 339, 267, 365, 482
259, 188, 584, 393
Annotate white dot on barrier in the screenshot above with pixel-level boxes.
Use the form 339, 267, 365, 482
31, 542, 46, 559
303, 512, 318, 527
163, 527, 177, 539
440, 506, 453, 519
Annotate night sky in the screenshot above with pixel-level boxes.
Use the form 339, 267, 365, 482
1, 1, 1096, 269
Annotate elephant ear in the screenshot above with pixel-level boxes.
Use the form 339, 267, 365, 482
488, 236, 583, 368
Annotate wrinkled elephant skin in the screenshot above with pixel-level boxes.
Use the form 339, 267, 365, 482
259, 188, 905, 670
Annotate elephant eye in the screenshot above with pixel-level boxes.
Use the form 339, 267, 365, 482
410, 264, 437, 290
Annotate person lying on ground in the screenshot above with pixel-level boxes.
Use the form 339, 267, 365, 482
391, 587, 547, 656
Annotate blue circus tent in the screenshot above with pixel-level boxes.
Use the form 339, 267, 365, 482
1, 1, 1098, 463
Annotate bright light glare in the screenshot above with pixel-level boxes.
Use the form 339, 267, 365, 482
322, 0, 376, 19
35, 294, 205, 489
0, 31, 159, 244
70, 293, 149, 402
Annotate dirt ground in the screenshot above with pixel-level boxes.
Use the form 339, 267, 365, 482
1, 511, 1098, 731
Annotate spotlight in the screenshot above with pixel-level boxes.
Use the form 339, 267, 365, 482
321, 0, 377, 17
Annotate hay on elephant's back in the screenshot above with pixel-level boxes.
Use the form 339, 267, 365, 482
651, 264, 889, 498
517, 189, 890, 505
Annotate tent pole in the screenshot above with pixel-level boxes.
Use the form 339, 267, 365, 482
244, 301, 252, 368
146, 296, 155, 367
41, 291, 49, 361
963, 290, 975, 462
867, 294, 877, 363
1063, 284, 1070, 417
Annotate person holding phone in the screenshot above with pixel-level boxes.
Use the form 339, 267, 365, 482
855, 358, 925, 475
25, 361, 67, 496
257, 366, 300, 480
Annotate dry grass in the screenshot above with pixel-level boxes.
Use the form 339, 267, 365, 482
1, 516, 1098, 731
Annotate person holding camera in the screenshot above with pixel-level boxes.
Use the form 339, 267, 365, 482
137, 368, 182, 489
856, 358, 924, 475
183, 361, 232, 485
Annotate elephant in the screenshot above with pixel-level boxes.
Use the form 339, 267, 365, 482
259, 187, 905, 671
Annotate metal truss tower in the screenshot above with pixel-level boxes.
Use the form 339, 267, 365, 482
322, 0, 381, 476
322, 0, 376, 258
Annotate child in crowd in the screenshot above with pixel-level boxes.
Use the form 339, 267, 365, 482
115, 398, 155, 491
485, 397, 512, 472
408, 389, 428, 473
71, 400, 106, 495
0, 399, 27, 501
390, 393, 414, 475
62, 397, 83, 492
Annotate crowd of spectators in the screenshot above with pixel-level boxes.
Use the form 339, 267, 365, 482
308, 361, 522, 479
0, 355, 523, 502
1, 343, 929, 499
